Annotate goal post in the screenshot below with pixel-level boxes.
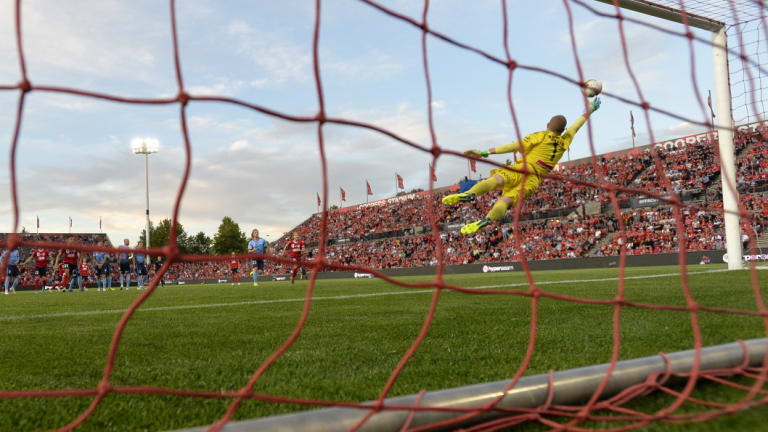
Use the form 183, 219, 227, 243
593, 0, 743, 270
712, 26, 743, 270
170, 338, 768, 432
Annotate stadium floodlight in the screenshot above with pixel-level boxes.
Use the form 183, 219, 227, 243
131, 137, 160, 155
131, 137, 159, 263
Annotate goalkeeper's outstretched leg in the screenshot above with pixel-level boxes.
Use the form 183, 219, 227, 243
443, 172, 531, 235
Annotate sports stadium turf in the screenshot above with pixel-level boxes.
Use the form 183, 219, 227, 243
0, 264, 766, 431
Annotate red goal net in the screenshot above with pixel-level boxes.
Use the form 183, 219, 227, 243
1, 0, 767, 431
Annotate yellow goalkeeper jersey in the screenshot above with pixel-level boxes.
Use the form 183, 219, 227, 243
495, 115, 587, 172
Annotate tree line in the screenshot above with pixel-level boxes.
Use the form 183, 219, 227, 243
138, 216, 249, 255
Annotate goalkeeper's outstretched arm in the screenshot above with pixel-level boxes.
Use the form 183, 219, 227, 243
464, 140, 520, 158
464, 97, 601, 157
563, 97, 601, 142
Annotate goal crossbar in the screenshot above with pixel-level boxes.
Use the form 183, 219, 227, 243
171, 338, 767, 432
592, 0, 724, 31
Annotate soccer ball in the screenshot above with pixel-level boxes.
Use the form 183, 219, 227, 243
584, 79, 602, 97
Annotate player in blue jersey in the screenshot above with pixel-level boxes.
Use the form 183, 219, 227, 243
118, 238, 132, 290
247, 228, 268, 286
2, 247, 21, 295
153, 255, 165, 287
134, 240, 148, 290
92, 240, 112, 292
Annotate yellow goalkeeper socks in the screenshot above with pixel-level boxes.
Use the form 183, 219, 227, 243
467, 176, 500, 196
486, 199, 510, 221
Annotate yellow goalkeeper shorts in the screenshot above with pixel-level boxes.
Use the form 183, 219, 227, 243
490, 163, 544, 201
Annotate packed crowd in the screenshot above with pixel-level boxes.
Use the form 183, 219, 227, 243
294, 214, 618, 268
594, 206, 720, 256
737, 138, 768, 193
632, 137, 719, 197
594, 193, 767, 256
527, 151, 654, 211
289, 191, 454, 244
633, 129, 765, 199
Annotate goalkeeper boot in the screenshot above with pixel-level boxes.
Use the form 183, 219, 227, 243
460, 217, 492, 235
442, 192, 475, 205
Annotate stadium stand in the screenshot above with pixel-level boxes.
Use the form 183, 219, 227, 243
737, 136, 768, 194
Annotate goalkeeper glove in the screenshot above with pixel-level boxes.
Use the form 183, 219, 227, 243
589, 97, 601, 114
464, 149, 489, 158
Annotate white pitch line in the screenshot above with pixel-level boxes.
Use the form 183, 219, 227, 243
0, 267, 760, 322
471, 267, 736, 290
0, 290, 432, 322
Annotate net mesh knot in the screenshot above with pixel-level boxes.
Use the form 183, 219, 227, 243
17, 79, 31, 93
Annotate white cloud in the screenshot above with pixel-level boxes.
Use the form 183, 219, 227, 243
227, 20, 313, 86
187, 78, 245, 96
178, 0, 214, 19
431, 100, 446, 110
0, 102, 435, 241
561, 18, 675, 96
227, 19, 252, 36
334, 103, 431, 150
188, 115, 216, 129
44, 94, 97, 111
228, 139, 249, 152
0, 0, 167, 85
226, 21, 405, 89
324, 50, 405, 81
250, 79, 269, 88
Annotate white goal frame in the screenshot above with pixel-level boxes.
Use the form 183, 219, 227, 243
593, 0, 743, 269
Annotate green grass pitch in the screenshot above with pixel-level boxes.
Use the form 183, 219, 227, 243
1, 264, 767, 431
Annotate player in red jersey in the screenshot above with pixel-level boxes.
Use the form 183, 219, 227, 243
53, 262, 69, 292
53, 238, 80, 292
22, 246, 52, 293
230, 252, 241, 286
79, 261, 90, 290
283, 233, 305, 285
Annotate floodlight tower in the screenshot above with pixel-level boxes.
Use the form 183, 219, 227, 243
594, 0, 743, 269
131, 138, 159, 263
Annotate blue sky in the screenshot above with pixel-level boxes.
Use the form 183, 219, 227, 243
0, 0, 742, 244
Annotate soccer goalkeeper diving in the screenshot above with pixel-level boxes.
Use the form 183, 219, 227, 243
442, 97, 601, 235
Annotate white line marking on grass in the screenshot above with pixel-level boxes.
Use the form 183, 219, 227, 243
471, 268, 734, 290
0, 268, 751, 322
0, 290, 434, 322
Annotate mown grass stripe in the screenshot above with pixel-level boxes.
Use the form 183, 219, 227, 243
0, 268, 749, 322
